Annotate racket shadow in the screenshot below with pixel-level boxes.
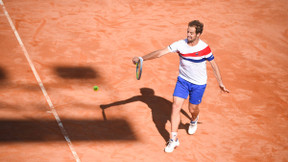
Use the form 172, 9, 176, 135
100, 87, 191, 142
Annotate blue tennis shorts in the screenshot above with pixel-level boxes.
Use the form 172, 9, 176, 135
173, 76, 207, 105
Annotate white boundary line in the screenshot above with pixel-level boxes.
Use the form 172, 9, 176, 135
0, 1, 81, 162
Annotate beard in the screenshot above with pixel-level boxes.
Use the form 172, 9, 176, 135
187, 35, 200, 44
187, 37, 196, 43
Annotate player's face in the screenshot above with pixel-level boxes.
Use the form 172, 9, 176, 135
187, 26, 200, 43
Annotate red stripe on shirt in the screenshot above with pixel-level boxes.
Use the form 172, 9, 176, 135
178, 46, 211, 57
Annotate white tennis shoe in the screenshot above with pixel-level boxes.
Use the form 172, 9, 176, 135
188, 116, 199, 135
188, 121, 197, 135
164, 139, 180, 153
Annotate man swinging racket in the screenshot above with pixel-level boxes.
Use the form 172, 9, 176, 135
132, 20, 230, 153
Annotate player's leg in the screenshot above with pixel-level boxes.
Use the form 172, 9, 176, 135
189, 103, 199, 121
171, 96, 185, 139
165, 96, 184, 153
170, 76, 189, 139
165, 76, 188, 153
188, 103, 199, 135
188, 84, 206, 135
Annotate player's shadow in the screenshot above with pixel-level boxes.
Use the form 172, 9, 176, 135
100, 88, 192, 142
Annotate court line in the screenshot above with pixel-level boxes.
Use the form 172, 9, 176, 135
0, 1, 81, 162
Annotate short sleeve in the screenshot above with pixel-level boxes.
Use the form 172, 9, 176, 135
168, 40, 181, 53
202, 46, 215, 61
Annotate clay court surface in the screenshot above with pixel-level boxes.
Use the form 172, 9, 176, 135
1, 0, 288, 161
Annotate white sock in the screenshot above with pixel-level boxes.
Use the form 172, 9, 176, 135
191, 115, 199, 124
171, 132, 177, 140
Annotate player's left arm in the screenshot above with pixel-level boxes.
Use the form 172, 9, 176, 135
209, 59, 230, 93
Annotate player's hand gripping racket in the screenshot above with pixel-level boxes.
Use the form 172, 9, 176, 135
136, 57, 143, 80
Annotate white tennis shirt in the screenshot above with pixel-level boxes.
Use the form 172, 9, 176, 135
168, 39, 214, 85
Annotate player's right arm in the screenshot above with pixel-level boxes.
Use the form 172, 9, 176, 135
132, 47, 170, 64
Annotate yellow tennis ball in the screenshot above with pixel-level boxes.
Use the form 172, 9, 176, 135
93, 86, 99, 91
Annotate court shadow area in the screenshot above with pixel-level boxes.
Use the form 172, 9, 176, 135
0, 67, 8, 87
54, 66, 99, 79
0, 119, 137, 142
100, 88, 192, 142
0, 68, 6, 80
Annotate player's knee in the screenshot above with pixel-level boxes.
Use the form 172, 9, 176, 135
172, 102, 182, 112
189, 104, 199, 113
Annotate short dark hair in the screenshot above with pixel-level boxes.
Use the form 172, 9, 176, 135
188, 20, 204, 34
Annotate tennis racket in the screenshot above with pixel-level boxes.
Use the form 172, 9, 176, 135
136, 57, 143, 80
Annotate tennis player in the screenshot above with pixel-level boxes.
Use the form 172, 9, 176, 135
132, 20, 229, 153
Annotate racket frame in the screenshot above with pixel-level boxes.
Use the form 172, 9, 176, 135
136, 57, 143, 80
